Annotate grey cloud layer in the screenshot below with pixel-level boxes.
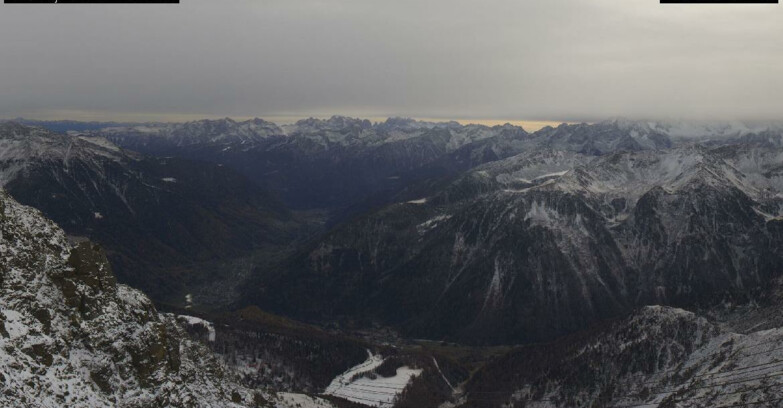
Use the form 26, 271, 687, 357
0, 0, 781, 121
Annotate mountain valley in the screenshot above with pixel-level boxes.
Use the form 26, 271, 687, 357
5, 117, 783, 407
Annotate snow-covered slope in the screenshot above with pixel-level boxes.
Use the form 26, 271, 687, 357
529, 119, 672, 154
0, 190, 268, 407
0, 122, 125, 185
465, 305, 783, 408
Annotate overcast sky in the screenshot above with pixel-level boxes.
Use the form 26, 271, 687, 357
0, 0, 781, 124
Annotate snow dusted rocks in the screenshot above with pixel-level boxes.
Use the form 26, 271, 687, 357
0, 190, 263, 407
465, 305, 783, 408
176, 315, 216, 342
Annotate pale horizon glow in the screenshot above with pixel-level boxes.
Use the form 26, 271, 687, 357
6, 109, 571, 132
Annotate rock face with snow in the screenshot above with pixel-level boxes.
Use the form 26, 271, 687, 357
0, 122, 299, 303
0, 190, 261, 407
533, 119, 673, 154
249, 143, 783, 345
463, 305, 783, 408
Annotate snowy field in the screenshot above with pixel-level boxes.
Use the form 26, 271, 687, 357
324, 350, 422, 407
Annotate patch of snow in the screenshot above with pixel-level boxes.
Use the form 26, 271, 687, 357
753, 207, 783, 222
416, 214, 451, 235
406, 198, 427, 204
161, 177, 177, 183
115, 285, 149, 310
324, 350, 421, 408
276, 393, 335, 408
524, 201, 561, 227
1, 310, 28, 340
432, 357, 455, 392
77, 136, 121, 152
533, 170, 569, 180
482, 258, 504, 311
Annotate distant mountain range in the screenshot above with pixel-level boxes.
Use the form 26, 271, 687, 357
88, 116, 530, 214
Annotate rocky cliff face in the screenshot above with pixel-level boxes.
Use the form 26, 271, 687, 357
0, 190, 265, 407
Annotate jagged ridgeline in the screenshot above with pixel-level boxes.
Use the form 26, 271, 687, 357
0, 190, 266, 406
93, 116, 531, 215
